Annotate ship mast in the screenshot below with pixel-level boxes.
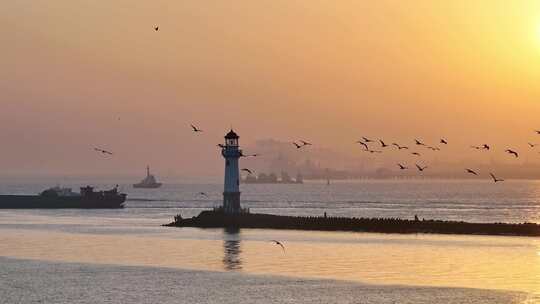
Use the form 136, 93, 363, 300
147, 165, 150, 178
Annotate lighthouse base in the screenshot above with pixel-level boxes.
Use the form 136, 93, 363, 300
223, 192, 241, 214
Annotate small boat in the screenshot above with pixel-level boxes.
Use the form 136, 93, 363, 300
133, 166, 162, 189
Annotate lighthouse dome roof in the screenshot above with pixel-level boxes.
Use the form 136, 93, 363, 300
225, 129, 239, 139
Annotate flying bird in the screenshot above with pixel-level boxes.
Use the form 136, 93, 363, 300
415, 164, 428, 172
241, 168, 253, 175
427, 146, 440, 151
465, 168, 478, 175
535, 130, 540, 134
415, 139, 425, 146
482, 144, 490, 150
470, 145, 481, 150
440, 139, 448, 145
528, 143, 537, 148
379, 140, 389, 148
411, 152, 421, 156
365, 149, 382, 153
271, 240, 285, 251
505, 149, 519, 158
299, 140, 312, 146
356, 141, 369, 150
293, 142, 303, 149
362, 137, 375, 143
392, 143, 409, 150
154, 26, 159, 31
190, 124, 203, 132
397, 164, 408, 170
94, 147, 113, 155
489, 173, 504, 183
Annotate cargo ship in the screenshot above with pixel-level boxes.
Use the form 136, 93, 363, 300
0, 185, 127, 209
133, 166, 162, 189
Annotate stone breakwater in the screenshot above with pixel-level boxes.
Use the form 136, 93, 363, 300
165, 210, 540, 237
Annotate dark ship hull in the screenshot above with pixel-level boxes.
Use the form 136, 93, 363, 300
0, 195, 126, 209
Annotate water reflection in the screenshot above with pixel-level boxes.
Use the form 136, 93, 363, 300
222, 227, 242, 271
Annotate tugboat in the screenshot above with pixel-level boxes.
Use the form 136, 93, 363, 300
0, 185, 127, 209
133, 166, 162, 189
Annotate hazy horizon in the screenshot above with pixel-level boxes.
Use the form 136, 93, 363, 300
3, 1, 540, 178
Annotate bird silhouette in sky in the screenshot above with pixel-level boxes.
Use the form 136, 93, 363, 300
293, 142, 303, 149
489, 173, 504, 183
397, 164, 408, 170
379, 140, 389, 148
94, 147, 113, 155
505, 149, 519, 158
465, 168, 478, 175
356, 141, 369, 150
471, 145, 482, 150
482, 144, 490, 150
154, 26, 159, 31
411, 152, 421, 156
535, 130, 540, 134
415, 139, 426, 146
427, 146, 440, 151
440, 139, 448, 145
362, 137, 375, 143
271, 240, 285, 252
416, 164, 428, 172
190, 124, 203, 132
392, 143, 409, 150
299, 140, 312, 146
365, 149, 382, 153
241, 168, 253, 175
528, 143, 537, 148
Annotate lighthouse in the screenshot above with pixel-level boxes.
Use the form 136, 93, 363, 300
221, 129, 242, 214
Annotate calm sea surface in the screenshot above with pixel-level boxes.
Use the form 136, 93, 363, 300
1, 180, 540, 303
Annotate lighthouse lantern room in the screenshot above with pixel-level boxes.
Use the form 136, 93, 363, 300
221, 129, 242, 214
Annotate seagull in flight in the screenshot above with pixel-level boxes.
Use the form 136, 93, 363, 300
356, 141, 369, 150
489, 173, 504, 183
299, 140, 312, 146
271, 240, 285, 252
397, 164, 408, 170
411, 152, 421, 156
154, 26, 159, 31
415, 164, 428, 172
482, 144, 490, 150
535, 130, 540, 134
241, 168, 253, 175
392, 143, 408, 150
465, 168, 478, 175
293, 142, 303, 149
440, 138, 448, 145
528, 143, 538, 148
379, 140, 389, 148
415, 139, 426, 146
94, 147, 113, 155
362, 137, 375, 143
190, 124, 203, 132
505, 149, 519, 158
427, 146, 440, 151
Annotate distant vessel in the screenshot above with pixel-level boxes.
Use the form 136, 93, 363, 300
0, 186, 126, 209
133, 166, 162, 189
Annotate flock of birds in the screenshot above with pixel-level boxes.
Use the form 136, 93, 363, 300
93, 122, 540, 185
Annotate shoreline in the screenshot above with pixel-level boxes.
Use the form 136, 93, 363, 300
165, 210, 540, 237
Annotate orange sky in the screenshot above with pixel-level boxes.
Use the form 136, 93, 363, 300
2, 1, 540, 178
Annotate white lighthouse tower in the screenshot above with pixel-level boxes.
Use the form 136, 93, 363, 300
221, 129, 242, 214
